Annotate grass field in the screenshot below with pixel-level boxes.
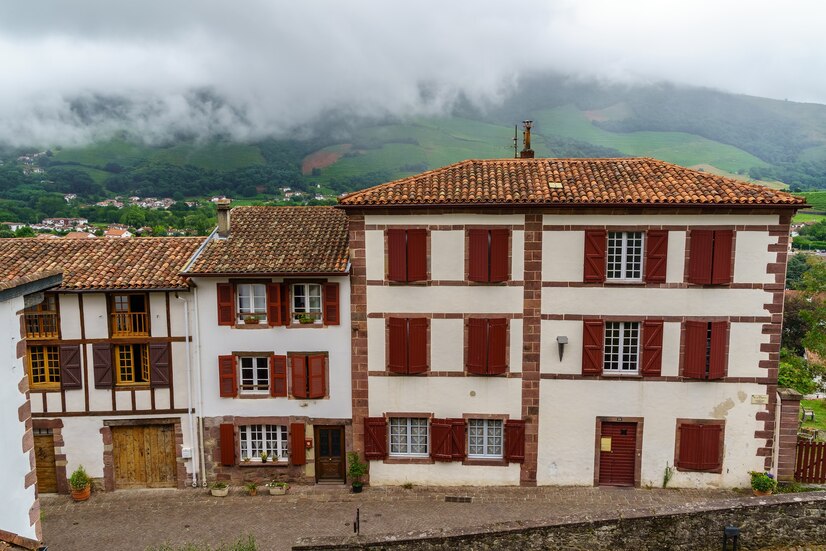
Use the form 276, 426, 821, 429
801, 399, 826, 434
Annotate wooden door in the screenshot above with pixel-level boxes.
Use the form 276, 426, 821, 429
34, 432, 58, 493
314, 426, 345, 482
112, 425, 177, 489
598, 422, 637, 487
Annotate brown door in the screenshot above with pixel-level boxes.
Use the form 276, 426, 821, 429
112, 424, 177, 489
598, 422, 637, 487
314, 426, 345, 482
34, 431, 58, 493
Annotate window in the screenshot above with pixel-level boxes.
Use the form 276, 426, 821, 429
239, 356, 270, 394
289, 354, 327, 399
28, 345, 60, 388
239, 424, 288, 462
24, 294, 59, 339
684, 321, 728, 380
292, 283, 322, 323
216, 282, 340, 327
604, 322, 640, 373
468, 228, 509, 282
387, 318, 428, 374
468, 419, 503, 459
607, 232, 643, 280
115, 343, 150, 385
110, 294, 148, 336
389, 418, 429, 456
675, 420, 724, 472
688, 230, 733, 285
466, 318, 508, 375
236, 283, 267, 321
387, 228, 427, 282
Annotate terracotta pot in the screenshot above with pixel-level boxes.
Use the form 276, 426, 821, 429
247, 489, 257, 496
210, 487, 229, 497
753, 489, 772, 496
71, 484, 91, 502
269, 486, 287, 496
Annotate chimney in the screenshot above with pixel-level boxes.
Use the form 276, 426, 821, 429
216, 199, 231, 238
519, 120, 535, 159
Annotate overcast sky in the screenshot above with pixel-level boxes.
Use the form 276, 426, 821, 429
1, 0, 824, 146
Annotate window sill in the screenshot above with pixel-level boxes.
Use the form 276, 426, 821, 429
285, 323, 326, 329
239, 393, 275, 399
601, 372, 642, 378
115, 384, 151, 390
30, 386, 61, 393
604, 280, 644, 286
384, 456, 434, 465
238, 461, 289, 468
234, 323, 269, 330
675, 466, 723, 474
462, 458, 508, 467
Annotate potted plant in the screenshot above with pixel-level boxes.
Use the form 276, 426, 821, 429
210, 481, 229, 497
298, 314, 315, 325
242, 456, 251, 463
749, 471, 777, 496
347, 451, 368, 493
266, 480, 289, 496
244, 481, 258, 496
69, 465, 91, 502
243, 315, 260, 325
260, 451, 268, 463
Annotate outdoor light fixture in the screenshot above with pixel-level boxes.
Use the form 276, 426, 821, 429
722, 525, 740, 550
556, 336, 568, 361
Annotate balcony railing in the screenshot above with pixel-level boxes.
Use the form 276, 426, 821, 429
111, 312, 148, 336
24, 312, 59, 339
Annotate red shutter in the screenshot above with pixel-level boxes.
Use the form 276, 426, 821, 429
406, 229, 427, 282
487, 318, 508, 375
266, 283, 282, 326
216, 283, 235, 325
218, 355, 237, 397
644, 230, 669, 283
387, 318, 408, 374
683, 321, 708, 379
290, 423, 306, 466
59, 344, 82, 390
708, 321, 728, 380
219, 423, 235, 466
430, 419, 453, 461
466, 318, 487, 374
322, 282, 340, 325
468, 229, 490, 282
270, 355, 287, 397
489, 229, 510, 283
307, 354, 327, 398
407, 318, 428, 374
583, 230, 607, 282
364, 417, 388, 459
699, 424, 723, 470
582, 320, 604, 375
290, 355, 308, 398
641, 321, 664, 377
449, 419, 466, 461
688, 230, 714, 284
387, 229, 407, 282
505, 419, 526, 463
711, 230, 733, 285
280, 284, 290, 326
677, 423, 702, 470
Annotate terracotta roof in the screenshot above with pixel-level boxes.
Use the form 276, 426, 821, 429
185, 206, 349, 275
0, 237, 203, 290
338, 158, 806, 208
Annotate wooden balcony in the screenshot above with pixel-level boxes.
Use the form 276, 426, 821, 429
111, 312, 148, 336
24, 312, 59, 339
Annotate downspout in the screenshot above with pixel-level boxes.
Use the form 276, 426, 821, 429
193, 285, 207, 486
176, 294, 198, 488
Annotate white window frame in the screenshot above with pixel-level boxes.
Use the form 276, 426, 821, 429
291, 283, 323, 323
236, 283, 267, 321
467, 419, 504, 459
603, 321, 641, 374
238, 356, 269, 395
388, 417, 429, 457
607, 232, 643, 281
239, 424, 288, 462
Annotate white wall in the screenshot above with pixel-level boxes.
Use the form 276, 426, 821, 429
542, 213, 780, 226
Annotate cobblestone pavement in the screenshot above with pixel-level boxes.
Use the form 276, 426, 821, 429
41, 485, 760, 551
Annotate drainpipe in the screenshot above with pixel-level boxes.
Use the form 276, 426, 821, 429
193, 285, 207, 486
176, 294, 198, 488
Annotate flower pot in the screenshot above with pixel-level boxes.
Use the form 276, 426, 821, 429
211, 487, 229, 497
244, 318, 260, 325
753, 489, 772, 496
71, 484, 91, 502
269, 486, 287, 496
247, 489, 257, 497
352, 483, 363, 494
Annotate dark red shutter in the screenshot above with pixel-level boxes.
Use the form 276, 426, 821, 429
489, 229, 510, 283
582, 320, 604, 375
387, 318, 408, 373
505, 419, 526, 463
711, 230, 733, 285
430, 419, 452, 461
280, 284, 290, 326
487, 318, 508, 375
406, 229, 427, 282
468, 229, 490, 282
641, 321, 664, 377
688, 230, 714, 284
149, 343, 171, 387
708, 321, 728, 380
683, 321, 708, 379
583, 230, 607, 282
290, 423, 306, 465
92, 343, 112, 388
407, 318, 428, 374
216, 283, 235, 325
645, 230, 669, 283
466, 318, 487, 374
322, 282, 340, 325
270, 355, 287, 397
219, 423, 235, 466
218, 355, 237, 397
449, 419, 466, 461
307, 354, 327, 398
266, 283, 282, 326
677, 423, 702, 470
699, 424, 723, 470
387, 229, 407, 282
59, 345, 82, 389
364, 417, 388, 459
290, 355, 308, 398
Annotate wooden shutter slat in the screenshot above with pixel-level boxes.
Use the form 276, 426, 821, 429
290, 423, 306, 466
266, 283, 283, 326
290, 355, 308, 399
407, 318, 429, 374
466, 318, 487, 374
430, 419, 452, 461
487, 318, 508, 375
218, 355, 237, 397
280, 284, 290, 327
700, 424, 723, 471
406, 229, 428, 282
489, 229, 510, 283
582, 320, 604, 375
322, 282, 340, 325
364, 417, 387, 459
219, 423, 235, 466
387, 229, 407, 282
641, 321, 663, 377
677, 423, 702, 470
505, 419, 526, 463
270, 355, 287, 397
92, 343, 112, 388
448, 418, 466, 461
683, 321, 708, 379
711, 230, 733, 285
688, 230, 714, 284
216, 283, 235, 326
307, 354, 327, 399
59, 344, 82, 390
149, 343, 171, 387
583, 230, 607, 282
644, 230, 669, 283
387, 318, 408, 374
468, 229, 490, 282
708, 321, 728, 380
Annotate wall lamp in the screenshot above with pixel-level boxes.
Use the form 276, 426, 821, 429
556, 336, 568, 361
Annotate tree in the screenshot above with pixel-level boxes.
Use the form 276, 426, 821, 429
119, 207, 146, 228
14, 226, 36, 237
799, 256, 826, 361
786, 253, 810, 289
782, 293, 814, 354
779, 349, 824, 395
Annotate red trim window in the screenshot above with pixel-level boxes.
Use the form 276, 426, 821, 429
466, 318, 508, 375
387, 228, 427, 282
675, 420, 724, 472
688, 230, 733, 285
606, 232, 643, 281
468, 228, 510, 283
683, 321, 728, 380
582, 319, 663, 377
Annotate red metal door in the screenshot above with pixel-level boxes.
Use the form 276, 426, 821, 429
598, 422, 637, 487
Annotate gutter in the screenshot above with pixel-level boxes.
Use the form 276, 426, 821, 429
175, 293, 198, 488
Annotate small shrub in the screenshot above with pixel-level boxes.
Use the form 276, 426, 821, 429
210, 481, 227, 490
749, 471, 778, 493
347, 451, 368, 486
662, 462, 675, 489
401, 482, 414, 490
69, 465, 90, 490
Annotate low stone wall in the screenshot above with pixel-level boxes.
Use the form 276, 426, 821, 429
294, 491, 826, 551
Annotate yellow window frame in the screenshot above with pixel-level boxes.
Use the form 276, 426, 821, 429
28, 345, 61, 389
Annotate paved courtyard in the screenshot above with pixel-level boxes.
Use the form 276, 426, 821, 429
40, 485, 780, 550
